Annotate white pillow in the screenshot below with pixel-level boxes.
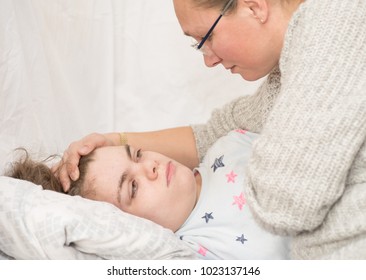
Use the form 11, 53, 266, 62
0, 176, 197, 260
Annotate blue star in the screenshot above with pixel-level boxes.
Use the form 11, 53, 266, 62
236, 234, 248, 244
202, 212, 214, 223
211, 155, 225, 172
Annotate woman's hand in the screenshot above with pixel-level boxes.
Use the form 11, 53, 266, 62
53, 126, 199, 192
52, 132, 119, 192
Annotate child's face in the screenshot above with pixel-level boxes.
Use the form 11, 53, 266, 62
84, 145, 201, 232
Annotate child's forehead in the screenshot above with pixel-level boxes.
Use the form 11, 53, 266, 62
94, 145, 127, 157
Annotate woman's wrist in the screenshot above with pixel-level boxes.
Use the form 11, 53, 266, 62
119, 132, 128, 146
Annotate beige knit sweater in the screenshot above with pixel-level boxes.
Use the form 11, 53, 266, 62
192, 0, 366, 259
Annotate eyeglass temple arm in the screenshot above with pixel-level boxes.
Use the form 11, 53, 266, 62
197, 0, 234, 50
197, 14, 223, 50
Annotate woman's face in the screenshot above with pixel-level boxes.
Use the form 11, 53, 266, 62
84, 145, 201, 232
173, 0, 283, 81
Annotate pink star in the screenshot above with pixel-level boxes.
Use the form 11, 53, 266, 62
232, 192, 246, 210
198, 245, 208, 257
226, 170, 237, 183
235, 129, 247, 134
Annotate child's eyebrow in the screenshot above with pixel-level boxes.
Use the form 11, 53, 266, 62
116, 145, 132, 204
125, 144, 132, 160
117, 173, 126, 204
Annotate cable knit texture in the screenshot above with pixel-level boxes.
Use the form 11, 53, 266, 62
192, 0, 366, 259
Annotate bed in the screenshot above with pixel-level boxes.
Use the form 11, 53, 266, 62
0, 0, 261, 259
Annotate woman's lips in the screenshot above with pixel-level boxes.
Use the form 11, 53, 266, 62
225, 65, 235, 72
166, 161, 175, 187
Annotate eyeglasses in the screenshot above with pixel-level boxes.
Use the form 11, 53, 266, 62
191, 0, 235, 54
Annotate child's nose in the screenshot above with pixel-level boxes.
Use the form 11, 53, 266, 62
143, 160, 158, 180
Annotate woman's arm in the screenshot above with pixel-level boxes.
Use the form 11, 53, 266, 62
125, 126, 199, 169
192, 66, 281, 161
55, 126, 199, 191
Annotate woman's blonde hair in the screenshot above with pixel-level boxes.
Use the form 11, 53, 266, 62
193, 0, 237, 11
192, 0, 300, 10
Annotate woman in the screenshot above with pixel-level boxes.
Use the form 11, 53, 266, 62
55, 0, 366, 259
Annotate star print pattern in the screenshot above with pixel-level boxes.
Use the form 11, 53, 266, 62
211, 155, 225, 172
198, 245, 208, 256
235, 129, 247, 134
173, 130, 269, 259
236, 234, 248, 244
232, 192, 246, 210
226, 170, 237, 183
201, 212, 214, 223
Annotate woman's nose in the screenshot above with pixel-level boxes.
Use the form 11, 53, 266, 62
203, 50, 221, 67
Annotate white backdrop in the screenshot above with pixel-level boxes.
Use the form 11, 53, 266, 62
0, 0, 261, 170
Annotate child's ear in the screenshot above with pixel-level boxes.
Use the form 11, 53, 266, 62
242, 0, 269, 23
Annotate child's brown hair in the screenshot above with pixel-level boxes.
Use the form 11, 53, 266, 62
4, 148, 93, 196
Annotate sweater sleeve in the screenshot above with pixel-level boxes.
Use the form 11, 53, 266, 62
192, 66, 281, 161
245, 0, 366, 235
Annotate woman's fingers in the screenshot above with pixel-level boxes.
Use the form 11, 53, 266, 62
53, 133, 111, 192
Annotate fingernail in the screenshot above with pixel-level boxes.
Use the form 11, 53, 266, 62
79, 146, 89, 154
71, 170, 79, 181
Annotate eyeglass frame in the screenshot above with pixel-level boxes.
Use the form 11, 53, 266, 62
193, 0, 235, 52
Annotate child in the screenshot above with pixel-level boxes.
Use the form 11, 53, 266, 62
6, 130, 289, 259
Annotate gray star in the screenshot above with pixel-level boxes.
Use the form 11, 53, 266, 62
236, 234, 248, 244
202, 212, 214, 223
211, 155, 225, 172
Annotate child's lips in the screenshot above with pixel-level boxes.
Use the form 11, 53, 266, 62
166, 161, 175, 187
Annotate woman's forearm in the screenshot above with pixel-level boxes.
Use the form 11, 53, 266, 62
114, 126, 199, 169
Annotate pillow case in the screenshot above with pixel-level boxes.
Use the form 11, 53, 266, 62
0, 176, 196, 259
